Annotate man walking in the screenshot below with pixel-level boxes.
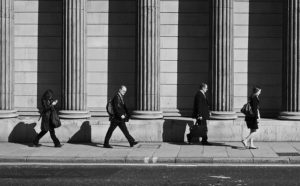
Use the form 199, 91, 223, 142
103, 85, 138, 148
188, 83, 211, 145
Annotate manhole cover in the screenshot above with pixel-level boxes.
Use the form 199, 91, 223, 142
137, 144, 161, 149
277, 152, 300, 156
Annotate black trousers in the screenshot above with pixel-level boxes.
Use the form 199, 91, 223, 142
189, 119, 208, 142
34, 128, 60, 146
200, 119, 208, 142
104, 120, 135, 144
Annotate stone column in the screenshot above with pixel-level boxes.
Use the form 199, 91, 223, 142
0, 0, 17, 118
279, 0, 300, 120
131, 0, 163, 119
59, 0, 90, 119
209, 0, 237, 120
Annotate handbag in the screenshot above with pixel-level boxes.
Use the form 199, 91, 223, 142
190, 120, 206, 137
50, 109, 61, 128
241, 102, 254, 116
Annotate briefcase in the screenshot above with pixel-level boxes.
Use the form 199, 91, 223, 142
190, 121, 206, 137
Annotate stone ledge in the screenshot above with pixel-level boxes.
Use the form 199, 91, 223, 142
1, 117, 300, 143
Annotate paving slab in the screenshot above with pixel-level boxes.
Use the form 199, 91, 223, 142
201, 145, 228, 158
177, 145, 204, 158
290, 142, 300, 152
151, 143, 181, 163
0, 143, 36, 156
126, 148, 156, 163
226, 142, 253, 158
249, 142, 278, 158
268, 142, 299, 153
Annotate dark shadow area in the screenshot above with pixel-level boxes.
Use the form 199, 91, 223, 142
247, 0, 283, 118
37, 1, 63, 112
167, 141, 243, 149
8, 122, 37, 144
162, 119, 194, 142
68, 121, 92, 143
107, 0, 136, 111
177, 0, 210, 116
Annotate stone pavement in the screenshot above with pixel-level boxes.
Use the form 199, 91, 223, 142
1, 142, 300, 164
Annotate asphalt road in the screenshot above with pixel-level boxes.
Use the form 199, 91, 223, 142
1, 164, 300, 186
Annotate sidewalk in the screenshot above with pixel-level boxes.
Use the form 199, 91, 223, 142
1, 142, 300, 164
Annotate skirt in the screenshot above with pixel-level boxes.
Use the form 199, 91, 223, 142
245, 116, 258, 130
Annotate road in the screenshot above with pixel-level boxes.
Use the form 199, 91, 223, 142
1, 164, 300, 186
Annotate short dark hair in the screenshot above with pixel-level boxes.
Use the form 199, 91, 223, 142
119, 85, 127, 90
252, 86, 261, 94
199, 83, 207, 90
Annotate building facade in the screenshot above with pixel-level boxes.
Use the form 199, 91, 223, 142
1, 0, 300, 142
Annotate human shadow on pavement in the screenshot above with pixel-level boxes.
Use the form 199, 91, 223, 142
167, 141, 245, 150
8, 122, 37, 146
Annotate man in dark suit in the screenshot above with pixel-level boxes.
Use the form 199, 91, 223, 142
103, 85, 138, 148
188, 83, 211, 145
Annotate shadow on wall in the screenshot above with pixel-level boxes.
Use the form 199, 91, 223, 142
247, 0, 282, 118
8, 122, 37, 143
107, 0, 136, 111
162, 118, 194, 142
37, 1, 63, 111
177, 0, 210, 116
68, 121, 91, 143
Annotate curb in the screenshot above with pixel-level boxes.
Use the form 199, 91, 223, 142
0, 156, 299, 164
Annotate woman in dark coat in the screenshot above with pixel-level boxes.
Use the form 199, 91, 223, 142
242, 87, 262, 149
33, 89, 62, 147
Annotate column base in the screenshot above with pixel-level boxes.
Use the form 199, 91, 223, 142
59, 110, 91, 119
210, 111, 237, 120
278, 112, 300, 120
131, 111, 163, 120
0, 110, 18, 118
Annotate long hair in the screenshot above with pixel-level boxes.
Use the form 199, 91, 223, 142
42, 89, 54, 101
251, 86, 261, 97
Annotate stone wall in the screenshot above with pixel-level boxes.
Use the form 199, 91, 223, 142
14, 0, 62, 115
233, 0, 283, 117
12, 0, 283, 118
160, 0, 209, 116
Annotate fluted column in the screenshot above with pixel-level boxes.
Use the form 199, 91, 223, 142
279, 0, 300, 120
0, 0, 17, 118
131, 0, 163, 119
209, 0, 236, 120
59, 0, 90, 119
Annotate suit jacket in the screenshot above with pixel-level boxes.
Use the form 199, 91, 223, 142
112, 93, 129, 121
192, 90, 210, 119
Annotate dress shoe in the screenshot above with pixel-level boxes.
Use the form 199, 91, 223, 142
55, 144, 63, 148
32, 143, 41, 147
103, 144, 113, 148
201, 141, 212, 146
186, 134, 192, 144
249, 146, 258, 149
130, 141, 138, 147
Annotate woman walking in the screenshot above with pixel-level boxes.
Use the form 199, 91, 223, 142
33, 89, 62, 147
242, 87, 262, 149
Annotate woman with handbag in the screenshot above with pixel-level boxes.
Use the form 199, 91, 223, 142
242, 87, 262, 149
33, 89, 62, 147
